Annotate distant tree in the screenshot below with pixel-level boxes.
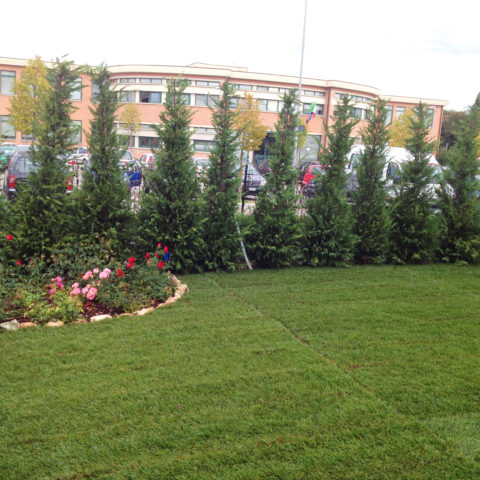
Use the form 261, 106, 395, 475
137, 77, 203, 272
389, 102, 437, 264
119, 103, 141, 148
8, 58, 81, 258
303, 95, 358, 266
437, 93, 480, 263
388, 108, 414, 147
8, 55, 51, 139
202, 82, 241, 271
75, 64, 133, 251
234, 93, 267, 188
440, 109, 468, 151
352, 98, 391, 263
250, 89, 302, 268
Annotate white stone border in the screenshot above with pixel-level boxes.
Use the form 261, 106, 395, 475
0, 275, 189, 330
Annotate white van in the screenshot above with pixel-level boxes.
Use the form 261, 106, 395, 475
346, 145, 442, 199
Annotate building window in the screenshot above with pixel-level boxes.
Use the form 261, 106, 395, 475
194, 126, 216, 134
0, 71, 15, 95
385, 106, 393, 125
1, 115, 15, 139
195, 80, 220, 87
426, 107, 435, 127
71, 120, 82, 144
350, 107, 364, 119
140, 91, 162, 103
257, 85, 269, 92
139, 136, 159, 148
302, 103, 324, 116
303, 90, 325, 97
119, 78, 137, 84
395, 106, 406, 119
236, 84, 253, 91
195, 94, 219, 107
278, 87, 290, 93
118, 91, 136, 103
193, 140, 214, 152
180, 93, 191, 105
70, 77, 82, 101
229, 97, 240, 109
139, 78, 162, 84
258, 99, 281, 112
91, 80, 101, 103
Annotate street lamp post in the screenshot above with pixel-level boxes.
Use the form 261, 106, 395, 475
293, 0, 308, 166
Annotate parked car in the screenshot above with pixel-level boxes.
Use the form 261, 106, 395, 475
119, 150, 135, 166
6, 148, 74, 200
299, 164, 327, 197
346, 145, 442, 201
193, 158, 210, 177
139, 153, 155, 169
67, 146, 90, 164
0, 144, 15, 167
240, 164, 266, 196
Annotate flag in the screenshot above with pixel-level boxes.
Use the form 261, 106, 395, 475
306, 102, 316, 123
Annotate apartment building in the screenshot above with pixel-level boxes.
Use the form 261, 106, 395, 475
0, 58, 448, 166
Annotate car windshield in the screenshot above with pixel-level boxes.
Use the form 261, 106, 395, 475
12, 156, 36, 176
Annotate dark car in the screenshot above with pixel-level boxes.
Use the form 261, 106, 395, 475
6, 148, 74, 200
240, 164, 266, 196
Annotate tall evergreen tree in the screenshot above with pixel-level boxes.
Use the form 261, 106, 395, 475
202, 82, 241, 271
138, 78, 203, 272
250, 89, 302, 268
303, 95, 357, 266
9, 58, 81, 259
352, 98, 391, 263
389, 102, 437, 263
437, 93, 480, 263
75, 64, 133, 251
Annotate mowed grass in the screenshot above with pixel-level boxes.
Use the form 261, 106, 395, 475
1, 265, 480, 479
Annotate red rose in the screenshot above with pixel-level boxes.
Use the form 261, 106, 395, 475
145, 252, 150, 259
126, 264, 132, 270
164, 246, 169, 253
157, 261, 164, 269
128, 257, 135, 264
6, 234, 13, 241
16, 260, 22, 265
157, 242, 162, 248
117, 269, 124, 277
155, 253, 160, 258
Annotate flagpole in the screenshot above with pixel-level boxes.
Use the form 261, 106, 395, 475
293, 0, 308, 166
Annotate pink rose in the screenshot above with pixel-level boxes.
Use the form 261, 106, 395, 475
72, 282, 79, 289
71, 287, 81, 296
82, 287, 89, 295
93, 268, 99, 274
49, 288, 55, 295
82, 271, 93, 281
99, 271, 108, 279
86, 287, 97, 301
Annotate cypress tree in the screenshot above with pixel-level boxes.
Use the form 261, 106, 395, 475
202, 82, 241, 271
389, 102, 437, 263
352, 98, 391, 263
250, 89, 302, 268
137, 77, 203, 272
9, 58, 80, 259
75, 64, 133, 252
303, 95, 357, 266
437, 94, 480, 263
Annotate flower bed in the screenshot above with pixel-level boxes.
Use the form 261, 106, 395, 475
0, 239, 186, 328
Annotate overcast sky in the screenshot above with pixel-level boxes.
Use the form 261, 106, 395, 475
3, 0, 478, 110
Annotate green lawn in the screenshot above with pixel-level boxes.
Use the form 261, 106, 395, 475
1, 265, 480, 479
